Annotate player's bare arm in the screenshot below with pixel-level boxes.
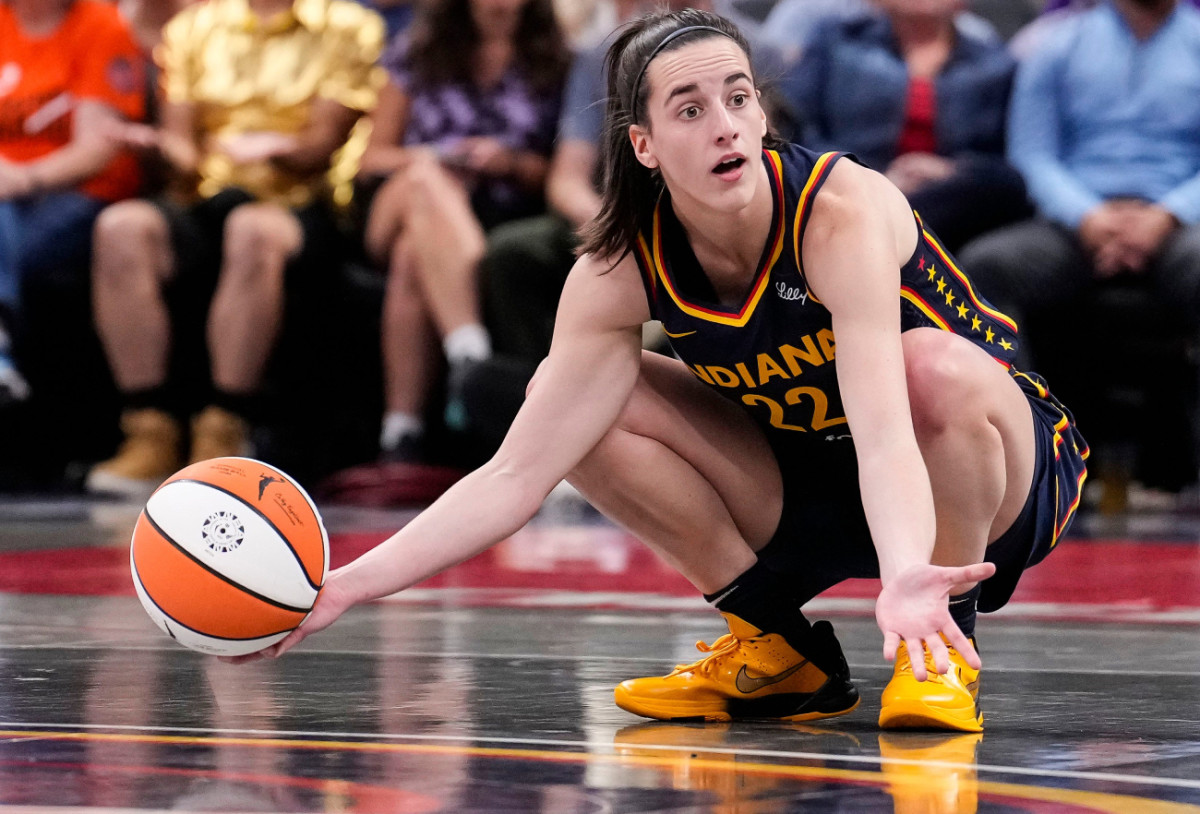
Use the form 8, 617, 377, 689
802, 160, 994, 676
239, 253, 652, 660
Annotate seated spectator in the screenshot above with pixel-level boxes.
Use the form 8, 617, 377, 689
781, 0, 1030, 252
357, 0, 568, 462
85, 0, 384, 496
959, 0, 1200, 492
960, 0, 1200, 332
0, 0, 145, 407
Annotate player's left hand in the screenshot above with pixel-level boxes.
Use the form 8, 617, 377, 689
875, 561, 996, 681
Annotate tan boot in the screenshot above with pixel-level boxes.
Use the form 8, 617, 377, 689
189, 405, 251, 463
85, 408, 183, 498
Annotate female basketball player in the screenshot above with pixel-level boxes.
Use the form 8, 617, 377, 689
229, 9, 1087, 733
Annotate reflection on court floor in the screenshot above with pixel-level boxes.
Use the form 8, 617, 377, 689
0, 496, 1197, 812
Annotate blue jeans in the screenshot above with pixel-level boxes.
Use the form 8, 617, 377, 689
0, 192, 107, 319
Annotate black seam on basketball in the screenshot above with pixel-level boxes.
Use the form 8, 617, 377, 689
131, 557, 299, 642
166, 478, 322, 591
140, 509, 313, 613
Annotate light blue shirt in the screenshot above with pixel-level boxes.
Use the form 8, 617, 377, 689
1008, 1, 1200, 227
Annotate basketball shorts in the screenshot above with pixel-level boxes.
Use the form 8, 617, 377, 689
757, 370, 1088, 613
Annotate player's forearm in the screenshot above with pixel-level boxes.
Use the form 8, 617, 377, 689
857, 441, 936, 584
332, 461, 550, 605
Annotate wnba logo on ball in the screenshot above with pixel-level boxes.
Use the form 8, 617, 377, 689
202, 511, 245, 553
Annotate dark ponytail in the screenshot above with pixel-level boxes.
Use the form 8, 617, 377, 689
578, 9, 780, 263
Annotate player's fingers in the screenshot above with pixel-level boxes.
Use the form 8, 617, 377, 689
946, 561, 996, 587
905, 637, 927, 681
882, 631, 900, 662
945, 624, 982, 669
927, 635, 951, 675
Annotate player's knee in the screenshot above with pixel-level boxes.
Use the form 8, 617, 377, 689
904, 331, 979, 434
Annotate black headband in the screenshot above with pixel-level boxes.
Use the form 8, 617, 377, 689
630, 25, 734, 112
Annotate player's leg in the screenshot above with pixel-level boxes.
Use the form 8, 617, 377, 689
555, 351, 859, 722
88, 200, 183, 494
880, 326, 1038, 732
201, 202, 303, 461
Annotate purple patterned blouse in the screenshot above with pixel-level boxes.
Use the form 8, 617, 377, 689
382, 34, 562, 223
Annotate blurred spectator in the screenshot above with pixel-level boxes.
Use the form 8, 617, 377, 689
85, 0, 384, 496
781, 0, 1029, 251
960, 0, 1200, 325
0, 0, 145, 407
357, 0, 568, 462
118, 0, 194, 53
355, 0, 418, 42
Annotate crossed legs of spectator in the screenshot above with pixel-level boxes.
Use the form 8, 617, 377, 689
365, 155, 493, 461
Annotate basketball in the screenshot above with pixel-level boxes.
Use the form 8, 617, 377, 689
129, 457, 328, 656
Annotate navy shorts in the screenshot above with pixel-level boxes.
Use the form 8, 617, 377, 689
758, 371, 1087, 613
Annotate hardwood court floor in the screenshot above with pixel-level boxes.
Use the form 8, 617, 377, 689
0, 494, 1198, 813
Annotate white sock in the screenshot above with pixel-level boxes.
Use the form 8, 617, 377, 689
380, 411, 423, 450
442, 323, 492, 365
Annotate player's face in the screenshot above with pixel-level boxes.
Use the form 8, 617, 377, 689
629, 39, 767, 212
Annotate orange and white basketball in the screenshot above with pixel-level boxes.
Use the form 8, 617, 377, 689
129, 457, 328, 656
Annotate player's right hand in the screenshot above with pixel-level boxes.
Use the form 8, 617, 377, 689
218, 572, 355, 664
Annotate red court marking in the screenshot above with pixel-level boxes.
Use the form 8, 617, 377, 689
0, 533, 1196, 616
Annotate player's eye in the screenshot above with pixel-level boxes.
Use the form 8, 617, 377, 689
681, 105, 701, 119
730, 93, 748, 107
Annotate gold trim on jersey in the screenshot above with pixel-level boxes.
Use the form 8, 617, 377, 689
646, 150, 787, 328
921, 224, 1018, 333
790, 151, 840, 289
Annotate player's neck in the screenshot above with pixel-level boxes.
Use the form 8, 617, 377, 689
673, 159, 774, 302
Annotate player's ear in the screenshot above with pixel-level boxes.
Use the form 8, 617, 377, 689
629, 124, 658, 170
757, 93, 767, 138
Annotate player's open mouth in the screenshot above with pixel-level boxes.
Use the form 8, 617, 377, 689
712, 156, 746, 175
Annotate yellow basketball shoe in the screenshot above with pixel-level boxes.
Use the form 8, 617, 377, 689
613, 613, 860, 722
878, 636, 982, 732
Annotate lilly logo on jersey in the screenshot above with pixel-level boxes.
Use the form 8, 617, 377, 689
776, 281, 807, 304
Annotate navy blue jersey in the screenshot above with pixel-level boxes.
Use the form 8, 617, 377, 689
633, 143, 1088, 548
634, 144, 1020, 442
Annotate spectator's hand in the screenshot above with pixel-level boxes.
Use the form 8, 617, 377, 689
885, 152, 955, 196
100, 119, 162, 151
219, 131, 298, 164
875, 561, 995, 681
448, 136, 514, 177
1115, 203, 1178, 271
217, 570, 356, 664
1079, 202, 1129, 278
0, 158, 33, 199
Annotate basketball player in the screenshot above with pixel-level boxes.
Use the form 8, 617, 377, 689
230, 9, 1087, 733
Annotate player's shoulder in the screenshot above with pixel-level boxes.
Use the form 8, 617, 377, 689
806, 158, 910, 249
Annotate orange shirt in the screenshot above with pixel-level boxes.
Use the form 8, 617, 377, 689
0, 0, 145, 201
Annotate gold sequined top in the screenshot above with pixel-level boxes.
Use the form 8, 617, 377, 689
158, 0, 385, 207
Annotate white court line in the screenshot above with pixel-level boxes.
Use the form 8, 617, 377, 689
1, 641, 1200, 677
2, 720, 1199, 792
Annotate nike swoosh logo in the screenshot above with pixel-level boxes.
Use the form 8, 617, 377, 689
663, 329, 697, 339
735, 660, 807, 694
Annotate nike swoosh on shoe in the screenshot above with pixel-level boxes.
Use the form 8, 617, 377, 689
734, 660, 808, 694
